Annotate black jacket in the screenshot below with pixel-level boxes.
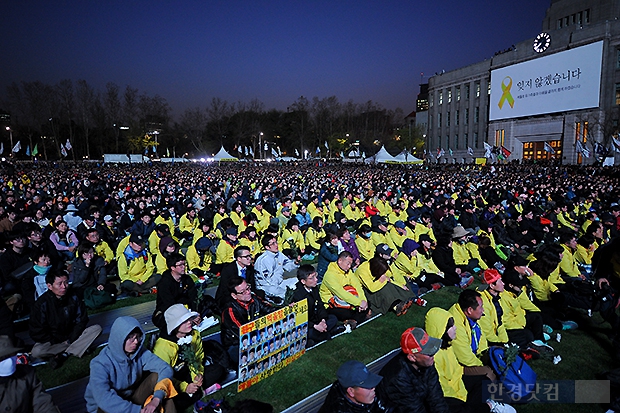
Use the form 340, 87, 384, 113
29, 289, 89, 344
291, 281, 329, 330
220, 296, 272, 349
318, 381, 390, 413
215, 262, 257, 310
376, 353, 449, 413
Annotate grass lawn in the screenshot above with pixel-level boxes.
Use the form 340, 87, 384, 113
36, 283, 618, 412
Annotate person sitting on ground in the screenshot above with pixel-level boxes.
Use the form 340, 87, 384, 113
186, 236, 214, 280
117, 233, 159, 295
318, 359, 387, 413
478, 269, 509, 346
392, 238, 445, 293
319, 251, 371, 325
49, 220, 78, 263
317, 232, 340, 282
70, 242, 114, 300
220, 276, 273, 366
451, 225, 488, 273
153, 304, 226, 412
29, 272, 102, 369
84, 316, 175, 413
20, 251, 52, 314
425, 308, 516, 413
253, 234, 299, 304
154, 236, 181, 276
292, 265, 345, 347
448, 289, 496, 382
376, 327, 448, 413
0, 231, 33, 297
432, 233, 474, 289
216, 246, 259, 310
152, 253, 200, 331
0, 335, 60, 413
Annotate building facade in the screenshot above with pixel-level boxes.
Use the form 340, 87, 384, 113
426, 0, 620, 164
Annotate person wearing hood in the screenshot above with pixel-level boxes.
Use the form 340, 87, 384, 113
216, 227, 238, 266
370, 216, 396, 258
355, 224, 375, 262
117, 233, 158, 295
85, 316, 175, 413
425, 308, 516, 413
0, 335, 59, 413
154, 236, 181, 276
392, 239, 446, 292
153, 305, 225, 412
186, 236, 214, 279
317, 232, 341, 282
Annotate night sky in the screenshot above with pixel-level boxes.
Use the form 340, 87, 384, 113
1, 1, 551, 117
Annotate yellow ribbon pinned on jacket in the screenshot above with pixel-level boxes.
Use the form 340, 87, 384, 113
498, 77, 515, 109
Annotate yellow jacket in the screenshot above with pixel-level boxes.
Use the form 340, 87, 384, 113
280, 228, 305, 252
355, 236, 375, 262
117, 246, 155, 283
305, 227, 325, 251
187, 244, 212, 273
425, 308, 467, 402
448, 302, 487, 367
452, 242, 488, 270
479, 289, 508, 344
215, 240, 235, 264
94, 241, 115, 264
559, 244, 581, 278
179, 213, 199, 234
500, 289, 539, 330
319, 261, 367, 308
153, 329, 204, 392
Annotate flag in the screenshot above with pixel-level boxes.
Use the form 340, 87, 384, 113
449, 148, 453, 156
295, 148, 300, 157
65, 139, 72, 150
0, 143, 3, 154
361, 151, 366, 159
576, 140, 590, 158
12, 141, 21, 153
271, 147, 278, 157
237, 145, 242, 153
26, 145, 30, 156
166, 147, 170, 157
277, 146, 282, 156
324, 141, 329, 149
544, 142, 555, 153
32, 144, 39, 156
249, 146, 254, 156
244, 146, 249, 156
437, 148, 445, 159
340, 151, 344, 159
467, 147, 474, 156
316, 147, 320, 154
501, 146, 511, 158
613, 137, 620, 153
152, 145, 156, 153
483, 142, 493, 158
61, 143, 67, 157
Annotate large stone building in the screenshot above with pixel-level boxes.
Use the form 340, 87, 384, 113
425, 0, 620, 164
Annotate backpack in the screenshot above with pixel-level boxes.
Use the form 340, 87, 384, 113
489, 346, 537, 400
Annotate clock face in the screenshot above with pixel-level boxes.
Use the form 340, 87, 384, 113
533, 32, 551, 53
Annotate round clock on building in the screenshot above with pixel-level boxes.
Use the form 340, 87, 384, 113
533, 32, 551, 53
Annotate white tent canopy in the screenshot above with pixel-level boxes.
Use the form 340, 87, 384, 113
394, 149, 423, 164
364, 146, 400, 164
212, 146, 238, 162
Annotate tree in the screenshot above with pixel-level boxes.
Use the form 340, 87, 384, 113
75, 80, 96, 159
179, 107, 208, 153
57, 79, 76, 161
104, 82, 122, 152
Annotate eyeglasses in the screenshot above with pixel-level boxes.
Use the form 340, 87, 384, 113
268, 240, 278, 246
239, 255, 252, 259
234, 285, 251, 294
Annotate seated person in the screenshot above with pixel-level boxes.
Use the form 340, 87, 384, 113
254, 234, 299, 303
448, 289, 496, 381
478, 269, 509, 346
152, 253, 199, 331
376, 327, 447, 413
318, 360, 384, 413
117, 233, 159, 295
216, 246, 259, 310
319, 251, 371, 325
186, 236, 214, 280
291, 265, 344, 347
29, 273, 102, 369
85, 316, 175, 413
70, 242, 116, 301
153, 304, 226, 412
220, 276, 273, 366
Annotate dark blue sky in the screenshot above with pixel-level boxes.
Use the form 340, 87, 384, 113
1, 1, 551, 117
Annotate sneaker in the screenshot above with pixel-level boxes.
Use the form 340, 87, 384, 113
561, 320, 578, 330
204, 383, 222, 395
49, 352, 69, 370
343, 319, 357, 330
414, 297, 428, 307
149, 287, 158, 294
487, 399, 516, 413
459, 276, 474, 288
531, 340, 554, 352
394, 300, 409, 316
543, 324, 554, 334
520, 347, 540, 360
16, 353, 30, 365
543, 333, 551, 341
332, 325, 347, 336
431, 283, 443, 290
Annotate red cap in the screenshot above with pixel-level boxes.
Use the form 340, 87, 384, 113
483, 268, 501, 284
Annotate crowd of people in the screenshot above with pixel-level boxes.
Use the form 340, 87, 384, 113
0, 160, 619, 412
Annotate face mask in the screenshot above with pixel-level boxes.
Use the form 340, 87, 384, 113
364, 232, 372, 239
0, 356, 17, 377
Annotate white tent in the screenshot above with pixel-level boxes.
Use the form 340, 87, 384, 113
212, 146, 238, 162
394, 149, 423, 164
364, 146, 400, 164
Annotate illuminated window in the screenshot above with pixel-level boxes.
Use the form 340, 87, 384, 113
439, 91, 443, 105
448, 90, 452, 103
456, 87, 461, 101
475, 82, 480, 98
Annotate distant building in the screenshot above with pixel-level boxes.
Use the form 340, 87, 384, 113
426, 0, 620, 164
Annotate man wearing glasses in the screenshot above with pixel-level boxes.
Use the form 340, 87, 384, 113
216, 246, 260, 309
221, 276, 273, 367
254, 234, 299, 305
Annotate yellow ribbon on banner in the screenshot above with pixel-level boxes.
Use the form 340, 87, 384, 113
498, 76, 515, 109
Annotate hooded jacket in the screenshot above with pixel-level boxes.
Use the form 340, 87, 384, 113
448, 302, 487, 367
84, 316, 173, 413
425, 308, 467, 402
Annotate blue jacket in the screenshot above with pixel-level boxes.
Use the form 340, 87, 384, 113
84, 316, 173, 413
317, 243, 339, 279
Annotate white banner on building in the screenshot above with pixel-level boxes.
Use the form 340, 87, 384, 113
489, 41, 603, 121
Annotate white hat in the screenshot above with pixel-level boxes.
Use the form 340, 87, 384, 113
164, 304, 199, 335
65, 204, 79, 212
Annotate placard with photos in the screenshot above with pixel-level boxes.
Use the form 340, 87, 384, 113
237, 299, 309, 392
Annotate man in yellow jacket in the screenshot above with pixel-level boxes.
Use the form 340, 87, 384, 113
478, 269, 509, 346
448, 289, 496, 381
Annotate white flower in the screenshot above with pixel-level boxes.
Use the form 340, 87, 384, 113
177, 335, 192, 346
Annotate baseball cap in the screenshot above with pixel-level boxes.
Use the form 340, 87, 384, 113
400, 327, 441, 356
376, 243, 393, 256
103, 215, 113, 222
482, 268, 501, 284
337, 360, 382, 389
394, 220, 406, 229
129, 233, 146, 245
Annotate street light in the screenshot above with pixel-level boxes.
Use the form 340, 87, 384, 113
259, 132, 264, 159
5, 127, 13, 156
